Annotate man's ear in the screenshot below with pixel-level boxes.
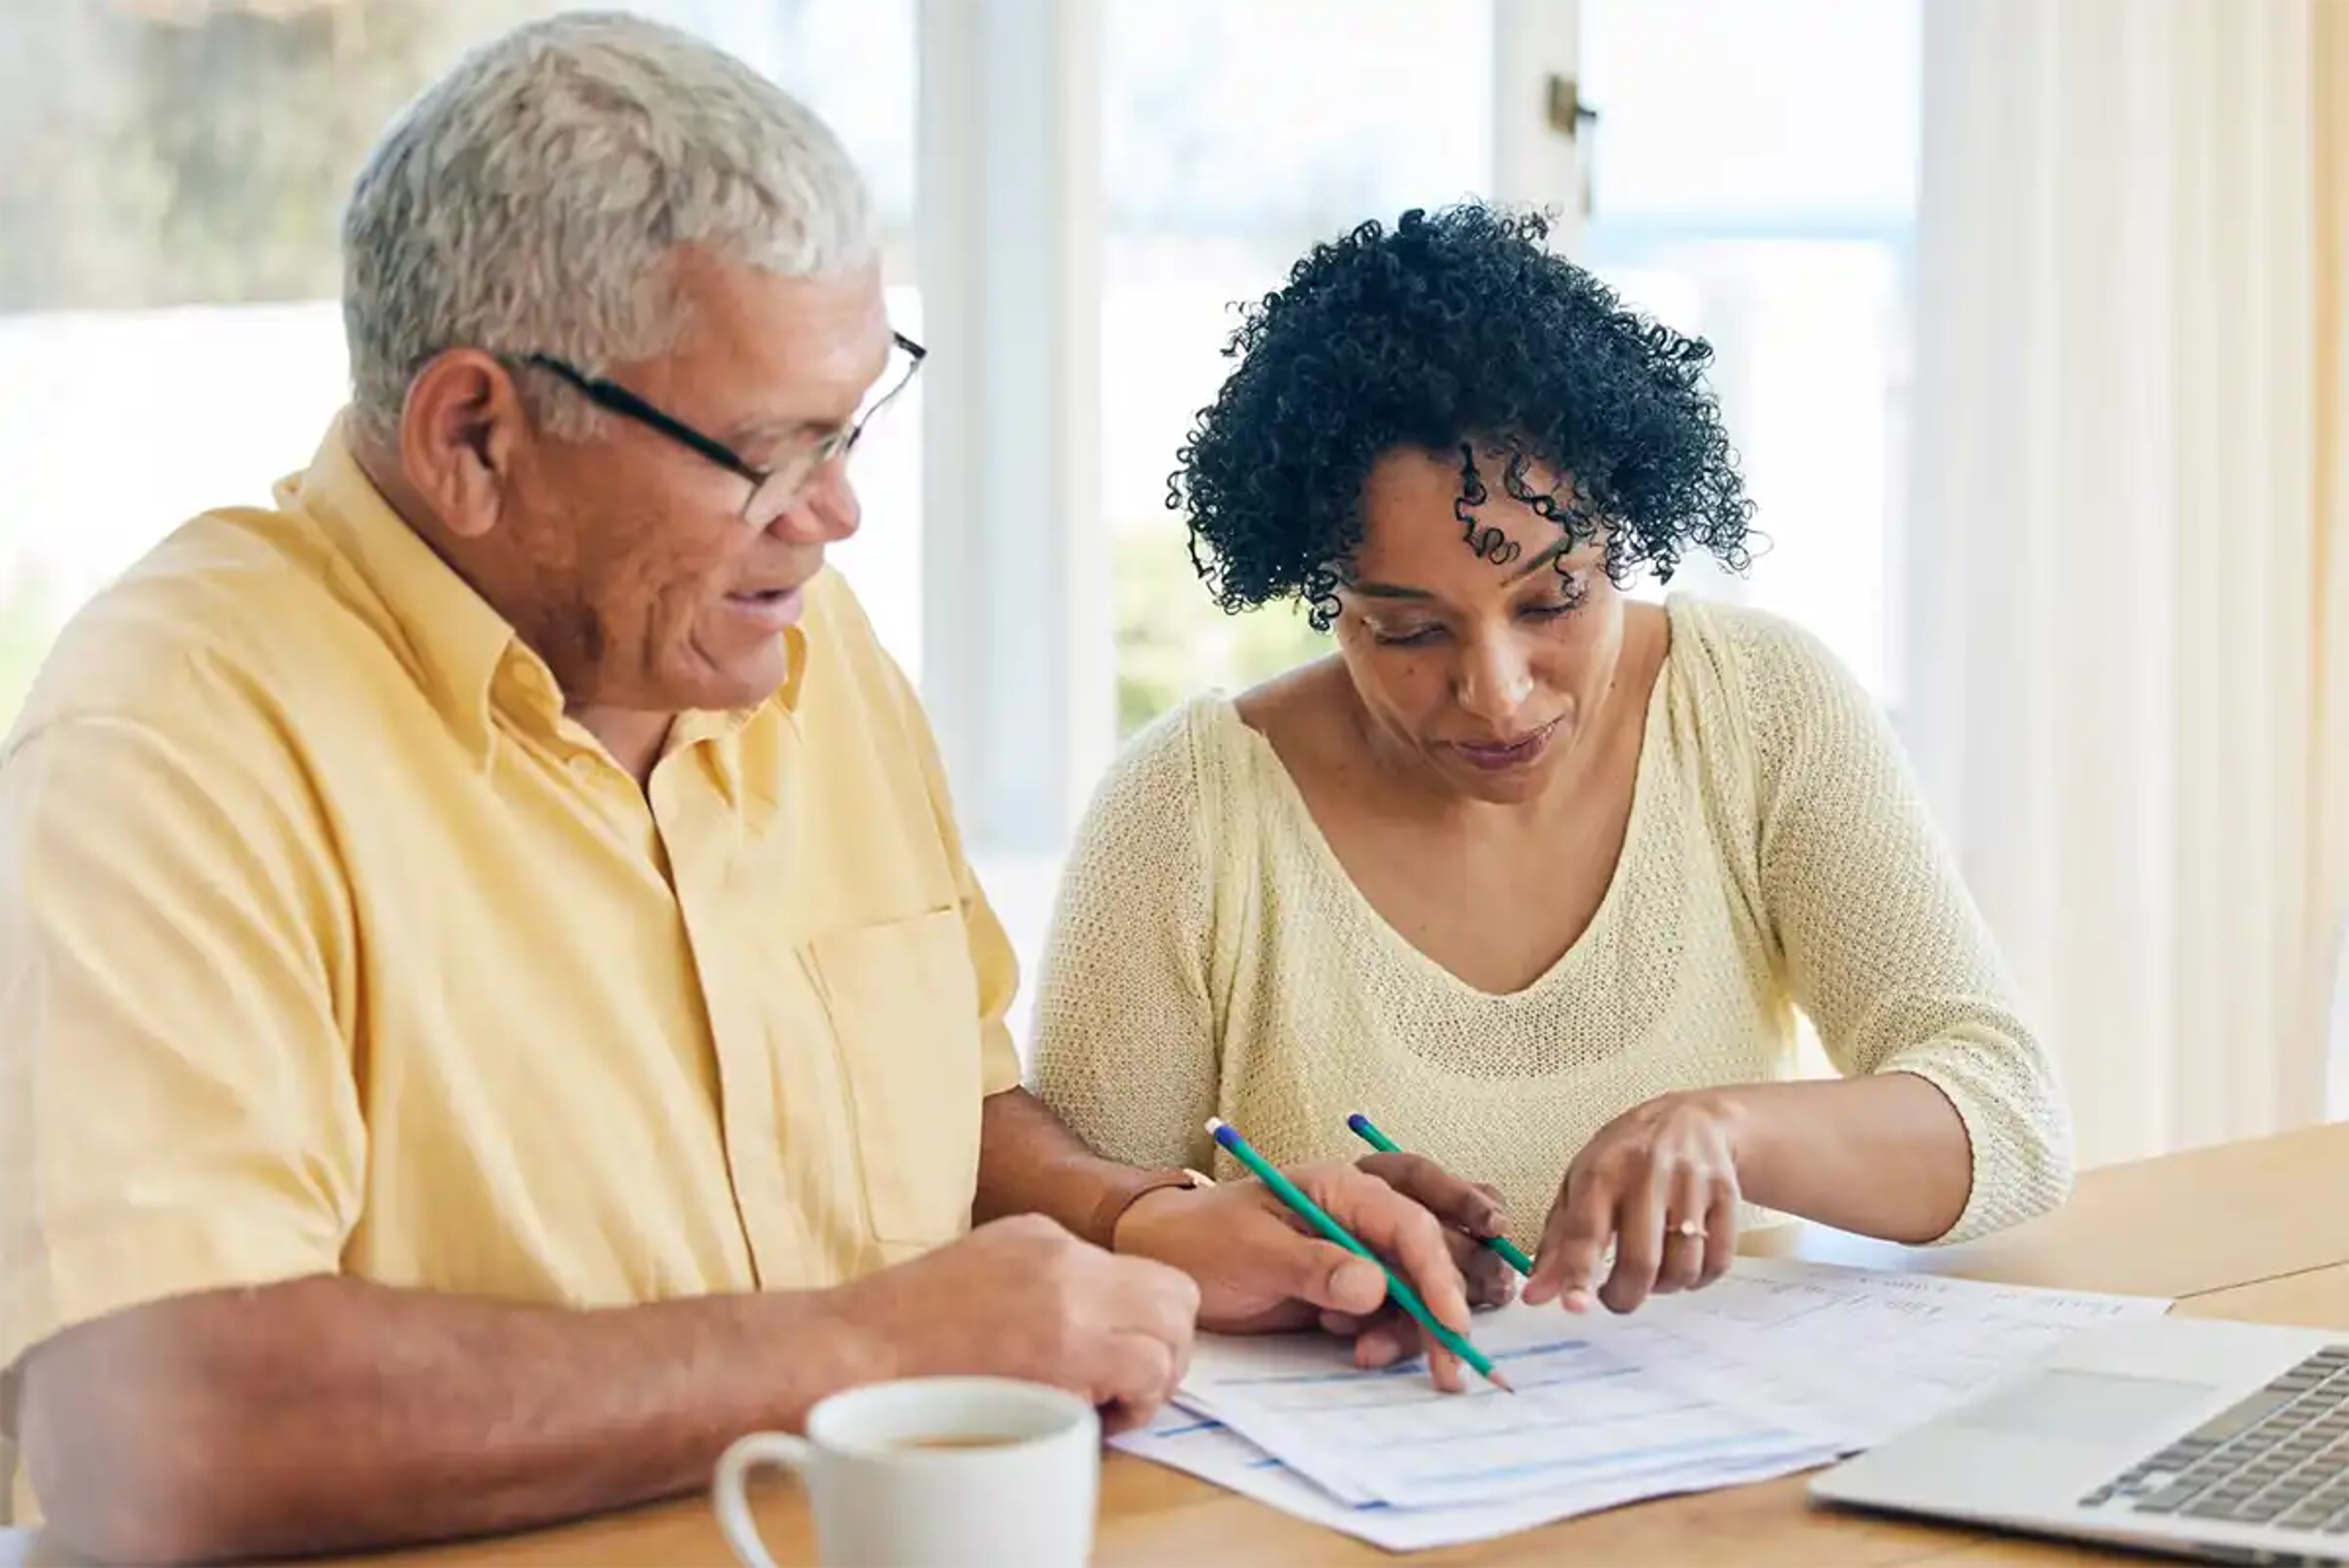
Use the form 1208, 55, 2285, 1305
396, 349, 530, 542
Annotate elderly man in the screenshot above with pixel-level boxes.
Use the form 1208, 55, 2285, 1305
0, 12, 1502, 1564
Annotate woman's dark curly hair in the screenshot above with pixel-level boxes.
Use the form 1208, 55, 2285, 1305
1170, 203, 1755, 631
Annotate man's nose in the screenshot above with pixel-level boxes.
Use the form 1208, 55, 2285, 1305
769, 459, 861, 545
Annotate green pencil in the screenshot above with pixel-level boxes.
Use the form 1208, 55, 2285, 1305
1346, 1112, 1538, 1277
1206, 1117, 1513, 1393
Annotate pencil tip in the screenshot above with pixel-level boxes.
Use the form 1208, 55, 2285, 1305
1489, 1370, 1516, 1394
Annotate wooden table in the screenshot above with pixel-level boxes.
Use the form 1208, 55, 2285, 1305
15, 1123, 2349, 1568
1745, 1118, 2349, 1298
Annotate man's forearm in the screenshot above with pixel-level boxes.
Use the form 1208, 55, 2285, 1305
974, 1088, 1164, 1247
22, 1274, 889, 1565
1716, 1071, 1973, 1244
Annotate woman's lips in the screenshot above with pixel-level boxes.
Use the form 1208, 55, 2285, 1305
1450, 717, 1562, 771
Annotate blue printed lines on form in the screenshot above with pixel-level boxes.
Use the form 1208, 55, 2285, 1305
1408, 1432, 1794, 1491
1208, 1338, 1598, 1389
1400, 1402, 1710, 1450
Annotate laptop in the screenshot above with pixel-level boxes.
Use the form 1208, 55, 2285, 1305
1810, 1314, 2349, 1564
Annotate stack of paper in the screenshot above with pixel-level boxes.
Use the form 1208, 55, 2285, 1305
1114, 1257, 2172, 1551
1123, 1413, 1828, 1553
1606, 1257, 2176, 1447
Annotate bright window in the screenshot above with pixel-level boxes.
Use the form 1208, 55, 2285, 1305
1101, 0, 1497, 735
0, 0, 918, 732
1579, 0, 1920, 705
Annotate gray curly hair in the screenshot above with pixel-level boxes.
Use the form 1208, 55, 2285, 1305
341, 9, 875, 447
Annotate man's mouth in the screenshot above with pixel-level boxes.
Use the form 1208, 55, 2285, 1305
723, 582, 808, 629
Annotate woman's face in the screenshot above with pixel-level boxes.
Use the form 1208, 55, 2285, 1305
1332, 445, 1627, 805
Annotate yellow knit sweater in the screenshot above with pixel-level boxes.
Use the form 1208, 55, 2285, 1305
1028, 596, 2074, 1248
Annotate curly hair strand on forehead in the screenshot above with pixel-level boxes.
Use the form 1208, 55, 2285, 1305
1169, 203, 1756, 634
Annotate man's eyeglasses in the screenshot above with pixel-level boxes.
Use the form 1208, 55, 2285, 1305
521, 331, 925, 527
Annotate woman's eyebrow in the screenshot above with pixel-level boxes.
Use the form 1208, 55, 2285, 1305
1507, 537, 1581, 582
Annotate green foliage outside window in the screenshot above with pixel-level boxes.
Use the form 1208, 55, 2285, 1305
0, 0, 560, 313
1113, 524, 1325, 737
0, 574, 62, 738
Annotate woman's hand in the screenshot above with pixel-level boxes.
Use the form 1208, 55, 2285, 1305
1525, 1090, 1743, 1315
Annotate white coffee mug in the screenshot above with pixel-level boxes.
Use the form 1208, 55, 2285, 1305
713, 1377, 1101, 1568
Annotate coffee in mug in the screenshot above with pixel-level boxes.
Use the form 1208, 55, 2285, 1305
886, 1433, 1023, 1451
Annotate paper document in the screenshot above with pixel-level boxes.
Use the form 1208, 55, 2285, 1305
1114, 1256, 2172, 1551
1625, 1256, 2175, 1446
1119, 1407, 1825, 1554
1173, 1306, 1831, 1510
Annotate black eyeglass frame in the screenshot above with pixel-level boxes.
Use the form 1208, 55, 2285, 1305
519, 331, 926, 519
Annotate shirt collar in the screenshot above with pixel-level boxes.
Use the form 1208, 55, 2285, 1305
287, 414, 809, 769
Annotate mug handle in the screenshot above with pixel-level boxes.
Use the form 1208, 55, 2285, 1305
713, 1431, 815, 1568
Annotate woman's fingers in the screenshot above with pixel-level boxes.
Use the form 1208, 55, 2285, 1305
1700, 1187, 1740, 1287
1445, 1227, 1521, 1309
1654, 1161, 1710, 1296
1600, 1167, 1669, 1314
1533, 1094, 1748, 1315
1355, 1151, 1510, 1239
1527, 1169, 1614, 1310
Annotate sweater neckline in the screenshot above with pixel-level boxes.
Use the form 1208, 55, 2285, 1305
1220, 596, 1683, 1004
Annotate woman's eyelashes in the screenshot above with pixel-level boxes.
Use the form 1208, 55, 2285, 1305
1366, 618, 1444, 647
1365, 594, 1584, 647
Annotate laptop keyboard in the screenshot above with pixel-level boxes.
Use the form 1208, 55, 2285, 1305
2079, 1345, 2349, 1534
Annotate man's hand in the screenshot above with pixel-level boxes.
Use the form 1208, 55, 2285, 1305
1111, 1154, 1503, 1392
1526, 1090, 1742, 1316
833, 1214, 1200, 1433
17, 1238, 1188, 1568
1307, 1154, 1520, 1372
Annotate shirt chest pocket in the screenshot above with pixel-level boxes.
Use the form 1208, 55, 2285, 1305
807, 908, 985, 1253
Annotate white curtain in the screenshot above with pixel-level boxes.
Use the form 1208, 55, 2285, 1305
1906, 0, 2349, 1165
2319, 0, 2349, 1121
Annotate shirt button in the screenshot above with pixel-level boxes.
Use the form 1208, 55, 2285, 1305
568, 755, 596, 778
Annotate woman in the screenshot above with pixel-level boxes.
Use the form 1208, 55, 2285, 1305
1030, 204, 2072, 1331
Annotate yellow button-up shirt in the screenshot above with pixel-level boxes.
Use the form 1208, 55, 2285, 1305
0, 423, 1020, 1422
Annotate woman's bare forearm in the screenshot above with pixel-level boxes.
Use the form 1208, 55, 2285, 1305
18, 1274, 888, 1566
1714, 1071, 1974, 1243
